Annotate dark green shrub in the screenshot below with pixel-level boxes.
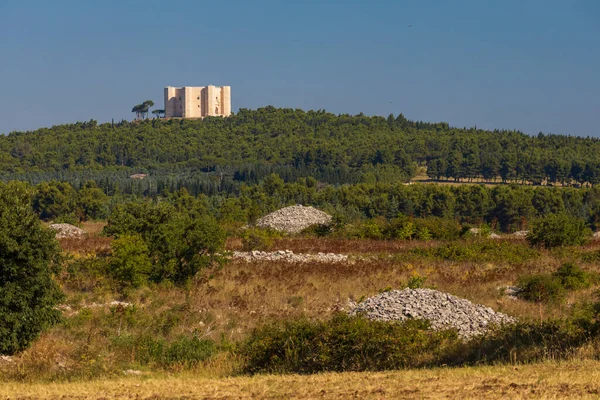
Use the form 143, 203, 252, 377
462, 320, 589, 364
109, 234, 152, 288
414, 217, 462, 240
527, 213, 591, 248
0, 182, 64, 354
75, 180, 108, 220
53, 213, 79, 225
406, 274, 428, 289
553, 263, 591, 290
241, 313, 459, 374
517, 274, 566, 303
32, 181, 76, 221
299, 223, 332, 237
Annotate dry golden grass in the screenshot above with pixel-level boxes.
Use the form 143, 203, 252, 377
58, 236, 112, 255
79, 221, 107, 236
7, 231, 600, 382
2, 360, 600, 399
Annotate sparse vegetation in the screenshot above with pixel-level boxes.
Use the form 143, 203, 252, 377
3, 129, 600, 397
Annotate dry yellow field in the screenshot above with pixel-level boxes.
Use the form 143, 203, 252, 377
2, 360, 600, 399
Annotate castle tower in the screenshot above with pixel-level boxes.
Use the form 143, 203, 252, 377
221, 86, 231, 116
163, 85, 231, 118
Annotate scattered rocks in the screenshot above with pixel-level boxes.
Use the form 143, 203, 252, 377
468, 228, 501, 239
49, 223, 86, 239
55, 301, 134, 317
0, 355, 14, 363
123, 369, 144, 375
129, 173, 147, 179
255, 205, 332, 234
498, 285, 522, 300
512, 230, 529, 238
593, 232, 600, 239
349, 288, 515, 339
232, 250, 348, 263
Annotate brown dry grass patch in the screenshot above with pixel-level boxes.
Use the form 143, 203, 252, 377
2, 360, 600, 399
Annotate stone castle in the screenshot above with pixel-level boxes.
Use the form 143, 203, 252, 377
164, 85, 231, 118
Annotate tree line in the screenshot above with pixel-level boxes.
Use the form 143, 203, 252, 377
1, 107, 598, 187
19, 176, 600, 233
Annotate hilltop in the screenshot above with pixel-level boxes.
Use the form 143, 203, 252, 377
2, 107, 600, 190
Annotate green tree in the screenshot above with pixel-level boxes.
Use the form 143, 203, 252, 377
33, 181, 77, 220
104, 202, 226, 284
0, 182, 63, 354
109, 234, 152, 288
76, 181, 108, 220
151, 214, 226, 283
527, 213, 591, 248
152, 109, 165, 118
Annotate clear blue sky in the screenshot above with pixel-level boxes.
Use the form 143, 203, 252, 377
1, 0, 598, 137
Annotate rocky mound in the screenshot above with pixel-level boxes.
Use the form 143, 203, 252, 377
49, 223, 86, 239
255, 205, 332, 234
349, 288, 514, 339
232, 250, 348, 263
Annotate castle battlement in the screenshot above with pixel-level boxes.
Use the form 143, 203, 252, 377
164, 85, 231, 118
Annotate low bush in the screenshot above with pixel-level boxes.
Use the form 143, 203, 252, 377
463, 320, 594, 364
527, 213, 591, 248
333, 216, 462, 241
411, 241, 538, 264
241, 314, 460, 374
517, 274, 566, 304
517, 263, 593, 303
240, 227, 282, 251
240, 311, 600, 374
553, 263, 591, 290
111, 335, 216, 369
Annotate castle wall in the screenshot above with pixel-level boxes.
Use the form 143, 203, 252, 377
221, 86, 231, 116
164, 85, 231, 118
183, 87, 203, 118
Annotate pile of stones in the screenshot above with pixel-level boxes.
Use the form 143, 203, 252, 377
232, 250, 348, 263
349, 288, 515, 339
49, 223, 86, 239
512, 230, 529, 238
255, 205, 332, 234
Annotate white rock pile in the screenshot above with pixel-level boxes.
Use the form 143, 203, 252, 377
255, 205, 332, 234
232, 250, 348, 263
468, 228, 501, 239
512, 230, 529, 238
49, 223, 86, 239
349, 288, 515, 339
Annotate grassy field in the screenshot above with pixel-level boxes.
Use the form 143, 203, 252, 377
3, 223, 600, 395
2, 360, 600, 399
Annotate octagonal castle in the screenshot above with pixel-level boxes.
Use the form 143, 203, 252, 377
164, 85, 231, 118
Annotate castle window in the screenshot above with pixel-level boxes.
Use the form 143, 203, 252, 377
197, 96, 200, 100
179, 97, 181, 100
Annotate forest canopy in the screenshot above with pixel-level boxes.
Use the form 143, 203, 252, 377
1, 107, 599, 189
